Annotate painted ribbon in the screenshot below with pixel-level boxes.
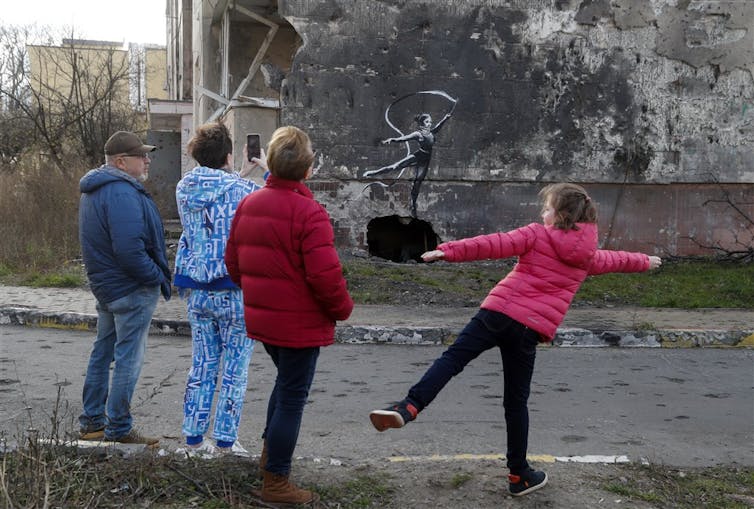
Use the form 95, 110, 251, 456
364, 90, 457, 190
385, 90, 458, 159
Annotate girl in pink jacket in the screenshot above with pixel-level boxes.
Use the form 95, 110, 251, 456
369, 183, 662, 497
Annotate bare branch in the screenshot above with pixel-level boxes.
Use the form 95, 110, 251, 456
0, 23, 145, 173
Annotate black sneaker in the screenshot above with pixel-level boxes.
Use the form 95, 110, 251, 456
508, 468, 547, 496
369, 400, 419, 432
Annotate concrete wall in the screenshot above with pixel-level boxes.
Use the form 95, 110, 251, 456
226, 106, 279, 185
167, 0, 193, 102
275, 0, 754, 256
145, 130, 182, 219
227, 21, 300, 99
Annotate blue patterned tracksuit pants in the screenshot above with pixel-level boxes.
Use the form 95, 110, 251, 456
182, 288, 254, 444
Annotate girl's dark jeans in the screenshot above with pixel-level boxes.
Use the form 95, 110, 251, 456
406, 309, 540, 473
261, 343, 320, 476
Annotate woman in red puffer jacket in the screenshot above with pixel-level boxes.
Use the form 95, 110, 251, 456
225, 126, 352, 506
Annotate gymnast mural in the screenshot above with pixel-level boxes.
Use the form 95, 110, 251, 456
363, 90, 457, 217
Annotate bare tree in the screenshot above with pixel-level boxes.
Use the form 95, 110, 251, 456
0, 25, 40, 169
684, 182, 754, 263
0, 24, 144, 173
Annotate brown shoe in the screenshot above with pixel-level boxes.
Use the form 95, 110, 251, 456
259, 470, 319, 506
107, 429, 159, 447
79, 428, 105, 441
258, 440, 267, 479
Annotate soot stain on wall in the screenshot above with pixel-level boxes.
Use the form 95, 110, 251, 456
281, 3, 643, 185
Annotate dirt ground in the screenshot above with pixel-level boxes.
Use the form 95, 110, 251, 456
293, 458, 659, 508
333, 460, 647, 508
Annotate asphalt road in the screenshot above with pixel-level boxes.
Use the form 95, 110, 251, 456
1, 325, 752, 467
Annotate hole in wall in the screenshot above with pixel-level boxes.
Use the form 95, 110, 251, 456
366, 215, 439, 263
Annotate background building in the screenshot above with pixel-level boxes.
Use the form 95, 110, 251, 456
161, 0, 754, 260
28, 38, 176, 215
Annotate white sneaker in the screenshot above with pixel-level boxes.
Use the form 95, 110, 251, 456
176, 441, 218, 459
217, 441, 250, 457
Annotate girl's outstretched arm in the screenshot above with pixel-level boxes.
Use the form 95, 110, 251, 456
383, 131, 421, 144
421, 250, 445, 262
424, 225, 537, 263
589, 250, 661, 275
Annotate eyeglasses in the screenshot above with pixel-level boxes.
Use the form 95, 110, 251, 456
116, 154, 150, 161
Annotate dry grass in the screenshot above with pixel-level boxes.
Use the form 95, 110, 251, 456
0, 158, 86, 275
0, 388, 392, 508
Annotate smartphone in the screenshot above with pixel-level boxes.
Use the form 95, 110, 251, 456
246, 133, 261, 161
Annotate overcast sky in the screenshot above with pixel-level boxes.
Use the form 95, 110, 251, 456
3, 0, 167, 45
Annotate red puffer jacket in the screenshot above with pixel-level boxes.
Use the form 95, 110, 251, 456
438, 223, 649, 341
225, 175, 353, 348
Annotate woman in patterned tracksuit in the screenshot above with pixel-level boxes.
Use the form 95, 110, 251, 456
174, 122, 262, 455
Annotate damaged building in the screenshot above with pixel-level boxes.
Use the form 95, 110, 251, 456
153, 0, 754, 262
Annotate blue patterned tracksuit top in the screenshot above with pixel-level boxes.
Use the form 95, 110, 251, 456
174, 166, 261, 445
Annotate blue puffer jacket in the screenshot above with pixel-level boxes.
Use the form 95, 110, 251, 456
173, 166, 260, 290
79, 165, 172, 304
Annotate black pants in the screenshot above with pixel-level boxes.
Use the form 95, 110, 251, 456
407, 309, 540, 473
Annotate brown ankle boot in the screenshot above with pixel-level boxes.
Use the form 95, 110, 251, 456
261, 470, 319, 505
258, 440, 267, 479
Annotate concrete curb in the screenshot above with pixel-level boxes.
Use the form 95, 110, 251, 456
2, 305, 752, 348
0, 306, 192, 337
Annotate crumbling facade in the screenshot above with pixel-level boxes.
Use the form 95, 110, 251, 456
167, 0, 754, 259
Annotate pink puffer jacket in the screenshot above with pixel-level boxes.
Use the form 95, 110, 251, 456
438, 223, 649, 341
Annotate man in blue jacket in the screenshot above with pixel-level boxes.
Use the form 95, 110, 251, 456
78, 131, 172, 446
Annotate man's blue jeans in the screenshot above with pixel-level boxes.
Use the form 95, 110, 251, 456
261, 343, 320, 476
79, 285, 160, 439
405, 309, 540, 474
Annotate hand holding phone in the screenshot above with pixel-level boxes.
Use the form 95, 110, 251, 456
246, 133, 261, 161
240, 145, 267, 182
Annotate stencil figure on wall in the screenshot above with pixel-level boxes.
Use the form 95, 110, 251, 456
363, 90, 457, 217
